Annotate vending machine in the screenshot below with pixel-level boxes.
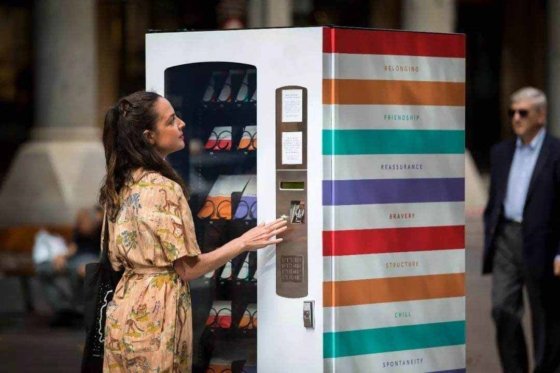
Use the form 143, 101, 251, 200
146, 27, 465, 373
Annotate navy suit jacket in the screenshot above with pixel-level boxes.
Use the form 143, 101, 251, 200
483, 133, 560, 279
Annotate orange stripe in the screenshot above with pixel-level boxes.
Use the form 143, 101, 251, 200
323, 79, 465, 106
324, 273, 465, 307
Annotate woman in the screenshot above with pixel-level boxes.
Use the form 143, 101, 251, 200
99, 91, 286, 372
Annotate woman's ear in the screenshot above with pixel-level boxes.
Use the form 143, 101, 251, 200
143, 129, 155, 145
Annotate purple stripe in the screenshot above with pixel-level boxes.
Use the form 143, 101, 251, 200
427, 369, 466, 373
323, 178, 464, 206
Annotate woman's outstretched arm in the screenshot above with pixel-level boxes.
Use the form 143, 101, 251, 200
174, 218, 287, 281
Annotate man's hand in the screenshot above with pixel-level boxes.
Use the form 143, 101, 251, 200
52, 254, 67, 272
554, 256, 560, 277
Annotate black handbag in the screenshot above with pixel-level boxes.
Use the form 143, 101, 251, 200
81, 211, 123, 373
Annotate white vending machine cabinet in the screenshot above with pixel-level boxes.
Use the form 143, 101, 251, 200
146, 26, 466, 373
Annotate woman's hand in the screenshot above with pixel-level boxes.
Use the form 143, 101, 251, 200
174, 218, 288, 282
237, 218, 288, 252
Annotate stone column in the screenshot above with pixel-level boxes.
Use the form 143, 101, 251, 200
248, 0, 292, 28
0, 0, 105, 226
402, 0, 455, 33
370, 0, 401, 29
548, 0, 560, 136
401, 0, 487, 214
247, 0, 265, 28
265, 0, 292, 27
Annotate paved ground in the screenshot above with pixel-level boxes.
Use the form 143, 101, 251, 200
465, 216, 502, 372
0, 215, 527, 372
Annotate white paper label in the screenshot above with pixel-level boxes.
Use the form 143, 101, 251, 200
282, 89, 303, 123
282, 132, 303, 165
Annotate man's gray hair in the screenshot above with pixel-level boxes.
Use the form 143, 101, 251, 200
510, 87, 547, 110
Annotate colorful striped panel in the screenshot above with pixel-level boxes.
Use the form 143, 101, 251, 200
323, 28, 465, 57
323, 178, 464, 205
323, 154, 465, 180
324, 273, 465, 307
323, 80, 465, 106
324, 297, 465, 333
323, 226, 464, 256
324, 202, 465, 230
323, 27, 465, 371
324, 320, 466, 358
324, 54, 465, 82
324, 249, 465, 281
323, 129, 464, 155
324, 345, 466, 372
323, 105, 465, 130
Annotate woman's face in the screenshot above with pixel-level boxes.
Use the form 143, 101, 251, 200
147, 97, 185, 158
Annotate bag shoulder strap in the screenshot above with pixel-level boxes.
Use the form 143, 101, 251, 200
100, 206, 110, 266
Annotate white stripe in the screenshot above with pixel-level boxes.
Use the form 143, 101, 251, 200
324, 53, 465, 82
324, 249, 464, 281
324, 201, 464, 231
324, 345, 466, 373
324, 297, 465, 332
324, 154, 465, 180
323, 104, 465, 130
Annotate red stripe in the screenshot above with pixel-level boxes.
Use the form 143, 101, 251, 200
323, 225, 465, 256
323, 27, 465, 58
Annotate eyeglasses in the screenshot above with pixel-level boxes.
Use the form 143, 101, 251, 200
237, 130, 257, 151
233, 199, 257, 220
197, 198, 232, 220
205, 128, 233, 151
508, 109, 530, 118
206, 303, 257, 330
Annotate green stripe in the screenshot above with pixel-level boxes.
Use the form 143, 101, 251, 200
324, 321, 465, 358
322, 130, 464, 155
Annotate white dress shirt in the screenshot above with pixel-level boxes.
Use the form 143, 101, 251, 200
503, 128, 546, 223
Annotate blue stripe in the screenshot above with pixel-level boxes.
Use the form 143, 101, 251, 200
323, 178, 464, 206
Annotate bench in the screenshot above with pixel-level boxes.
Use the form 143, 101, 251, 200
0, 226, 73, 312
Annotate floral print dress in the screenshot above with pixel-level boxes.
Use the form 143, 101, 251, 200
104, 170, 201, 372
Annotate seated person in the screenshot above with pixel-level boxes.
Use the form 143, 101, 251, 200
36, 206, 102, 327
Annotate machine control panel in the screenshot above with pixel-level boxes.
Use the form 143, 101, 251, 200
275, 86, 308, 298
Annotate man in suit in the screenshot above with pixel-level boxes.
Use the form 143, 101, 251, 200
484, 87, 560, 373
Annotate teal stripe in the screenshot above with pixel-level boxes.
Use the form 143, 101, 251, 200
322, 129, 464, 155
324, 320, 465, 358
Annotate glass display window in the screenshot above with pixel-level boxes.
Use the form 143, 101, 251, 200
165, 62, 258, 372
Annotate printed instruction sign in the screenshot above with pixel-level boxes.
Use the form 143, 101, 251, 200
282, 89, 303, 123
282, 131, 303, 165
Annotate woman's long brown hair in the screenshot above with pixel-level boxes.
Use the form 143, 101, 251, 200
99, 91, 188, 221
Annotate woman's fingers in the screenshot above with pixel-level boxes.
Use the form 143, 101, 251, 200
257, 225, 287, 241
267, 218, 288, 229
269, 225, 287, 237
241, 218, 289, 251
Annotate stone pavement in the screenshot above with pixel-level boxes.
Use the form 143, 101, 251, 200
0, 215, 527, 372
465, 215, 502, 372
